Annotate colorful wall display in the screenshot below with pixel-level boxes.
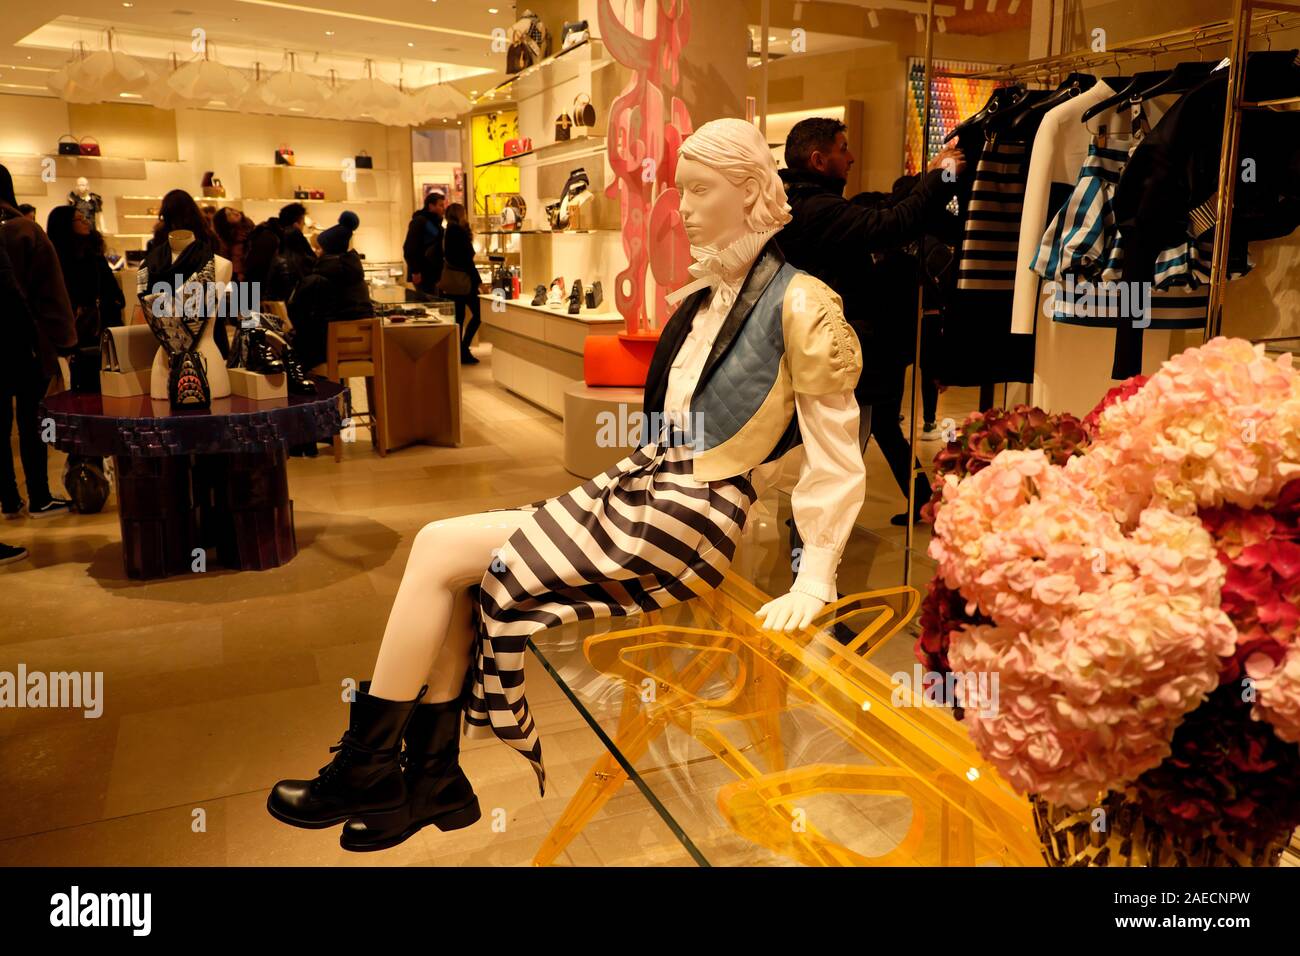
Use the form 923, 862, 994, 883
905, 58, 1007, 176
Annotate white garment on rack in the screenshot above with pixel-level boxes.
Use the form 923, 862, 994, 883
663, 230, 864, 603
1011, 83, 1186, 414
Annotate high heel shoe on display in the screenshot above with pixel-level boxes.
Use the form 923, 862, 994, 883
340, 690, 481, 851
568, 278, 584, 314
266, 684, 427, 829
531, 283, 548, 306
246, 327, 285, 374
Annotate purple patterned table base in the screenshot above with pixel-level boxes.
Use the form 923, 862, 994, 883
40, 383, 345, 579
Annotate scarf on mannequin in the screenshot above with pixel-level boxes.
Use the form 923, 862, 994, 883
142, 234, 214, 300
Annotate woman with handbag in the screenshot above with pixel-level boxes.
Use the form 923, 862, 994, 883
438, 203, 481, 365
45, 206, 125, 391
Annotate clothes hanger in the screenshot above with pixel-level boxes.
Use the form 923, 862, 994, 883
943, 84, 1026, 143
1081, 68, 1171, 122
1022, 71, 1098, 114
1130, 59, 1217, 100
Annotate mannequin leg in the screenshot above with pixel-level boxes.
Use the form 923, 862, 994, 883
369, 511, 529, 703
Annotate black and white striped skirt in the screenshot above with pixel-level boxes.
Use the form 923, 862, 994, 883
463, 430, 757, 795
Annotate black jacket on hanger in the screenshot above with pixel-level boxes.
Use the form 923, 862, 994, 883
1115, 50, 1300, 284
777, 166, 954, 403
1110, 50, 1300, 378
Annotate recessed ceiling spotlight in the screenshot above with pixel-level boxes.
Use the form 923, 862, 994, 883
407, 42, 414, 47
325, 30, 335, 36
488, 7, 499, 13
122, 1, 134, 6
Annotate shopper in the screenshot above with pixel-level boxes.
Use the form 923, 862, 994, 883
276, 203, 318, 291
402, 191, 445, 296
46, 206, 125, 391
289, 211, 371, 370
244, 215, 298, 303
17, 204, 36, 220
441, 203, 482, 365
778, 118, 964, 525
212, 207, 254, 281
0, 163, 77, 522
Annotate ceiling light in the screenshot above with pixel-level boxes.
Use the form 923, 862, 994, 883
325, 30, 334, 36
914, 13, 924, 31
122, 1, 134, 6
488, 7, 499, 13
867, 9, 880, 28
407, 42, 414, 47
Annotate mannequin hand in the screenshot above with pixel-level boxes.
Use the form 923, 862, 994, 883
756, 590, 825, 632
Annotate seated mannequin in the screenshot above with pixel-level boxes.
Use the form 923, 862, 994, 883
266, 118, 868, 852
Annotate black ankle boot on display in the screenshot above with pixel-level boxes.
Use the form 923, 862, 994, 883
531, 284, 548, 306
568, 278, 584, 315
266, 682, 427, 829
340, 693, 481, 852
279, 344, 317, 395
245, 328, 285, 374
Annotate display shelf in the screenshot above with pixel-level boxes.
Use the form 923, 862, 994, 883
478, 294, 620, 323
478, 228, 617, 235
238, 163, 390, 172
238, 197, 392, 205
474, 135, 606, 169
476, 39, 612, 105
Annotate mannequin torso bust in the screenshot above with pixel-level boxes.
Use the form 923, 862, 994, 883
147, 229, 233, 401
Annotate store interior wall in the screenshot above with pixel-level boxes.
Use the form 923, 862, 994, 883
0, 92, 412, 263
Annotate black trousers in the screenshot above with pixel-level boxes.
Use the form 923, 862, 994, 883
866, 364, 933, 511
452, 294, 481, 354
0, 362, 53, 508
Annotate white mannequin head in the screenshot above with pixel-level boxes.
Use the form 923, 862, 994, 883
76, 176, 89, 196
675, 117, 791, 252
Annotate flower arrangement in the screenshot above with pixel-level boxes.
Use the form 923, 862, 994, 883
918, 338, 1300, 854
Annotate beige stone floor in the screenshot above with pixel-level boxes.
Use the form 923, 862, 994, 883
0, 345, 974, 867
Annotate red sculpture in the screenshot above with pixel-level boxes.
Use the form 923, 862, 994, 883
599, 0, 694, 339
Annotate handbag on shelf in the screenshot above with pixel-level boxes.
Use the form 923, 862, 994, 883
585, 280, 603, 310
503, 137, 532, 158
275, 144, 296, 166
57, 134, 80, 156
506, 9, 552, 75
561, 20, 590, 51
308, 188, 325, 200
201, 171, 225, 198
435, 264, 474, 297
573, 93, 596, 127
555, 113, 573, 142
293, 187, 309, 200
78, 136, 102, 157
354, 150, 373, 169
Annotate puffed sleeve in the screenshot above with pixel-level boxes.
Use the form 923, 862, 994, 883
782, 273, 862, 396
788, 390, 866, 601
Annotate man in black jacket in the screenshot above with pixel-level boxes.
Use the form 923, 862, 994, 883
778, 117, 963, 524
402, 192, 446, 296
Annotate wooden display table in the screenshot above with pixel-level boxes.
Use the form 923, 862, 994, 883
39, 383, 345, 580
377, 318, 462, 452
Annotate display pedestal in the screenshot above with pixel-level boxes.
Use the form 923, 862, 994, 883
228, 368, 288, 400
563, 383, 645, 479
100, 369, 152, 397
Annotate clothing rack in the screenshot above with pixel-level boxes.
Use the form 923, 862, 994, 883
902, 2, 1300, 572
